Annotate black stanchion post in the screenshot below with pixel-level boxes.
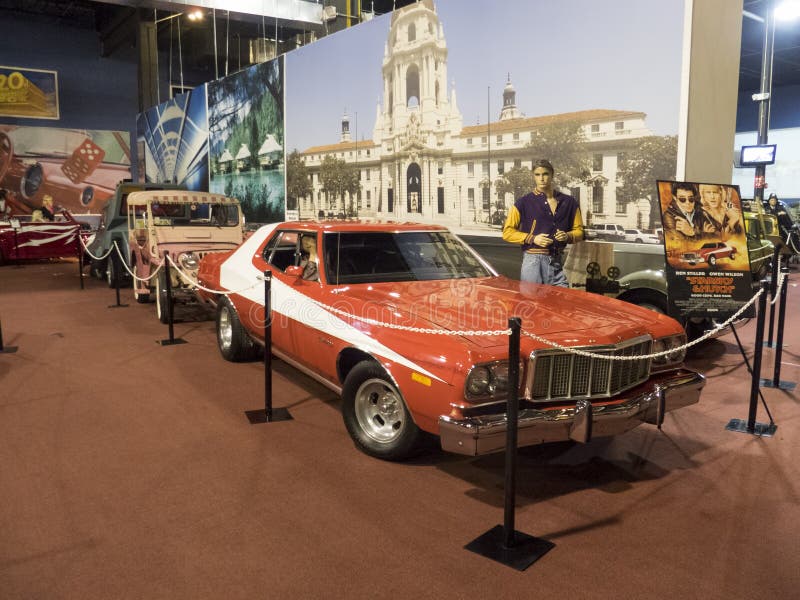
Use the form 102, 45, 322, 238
158, 252, 187, 346
246, 270, 291, 424
726, 280, 777, 436
765, 244, 782, 347
108, 242, 128, 309
0, 316, 19, 353
465, 317, 554, 571
761, 265, 796, 391
78, 239, 84, 290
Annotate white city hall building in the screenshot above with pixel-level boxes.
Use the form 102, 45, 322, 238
297, 0, 656, 231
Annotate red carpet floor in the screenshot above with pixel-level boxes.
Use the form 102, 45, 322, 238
1, 259, 798, 599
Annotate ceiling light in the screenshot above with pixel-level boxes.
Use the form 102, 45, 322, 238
187, 9, 204, 21
775, 0, 800, 21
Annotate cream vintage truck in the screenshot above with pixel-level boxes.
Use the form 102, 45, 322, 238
126, 191, 244, 322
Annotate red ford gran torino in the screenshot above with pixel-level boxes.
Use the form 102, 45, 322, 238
197, 221, 705, 461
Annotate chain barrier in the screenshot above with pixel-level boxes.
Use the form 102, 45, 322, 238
78, 234, 115, 262
165, 255, 262, 296
112, 241, 164, 283
770, 268, 787, 306
108, 246, 774, 362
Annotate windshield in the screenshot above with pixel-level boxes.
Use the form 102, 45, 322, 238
148, 202, 240, 226
323, 231, 492, 284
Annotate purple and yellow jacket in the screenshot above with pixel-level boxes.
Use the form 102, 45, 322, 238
502, 190, 584, 254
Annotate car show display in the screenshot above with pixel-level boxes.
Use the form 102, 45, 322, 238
125, 190, 244, 322
0, 210, 89, 263
194, 221, 705, 460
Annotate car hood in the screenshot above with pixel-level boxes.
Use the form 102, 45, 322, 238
331, 276, 670, 349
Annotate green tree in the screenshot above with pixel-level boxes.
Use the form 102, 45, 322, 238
617, 135, 678, 228
319, 155, 361, 214
286, 150, 312, 212
527, 120, 591, 188
495, 166, 534, 202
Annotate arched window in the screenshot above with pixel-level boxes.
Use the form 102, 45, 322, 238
406, 163, 422, 213
408, 22, 416, 42
406, 65, 420, 108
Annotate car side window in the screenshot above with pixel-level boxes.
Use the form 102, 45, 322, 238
262, 231, 300, 272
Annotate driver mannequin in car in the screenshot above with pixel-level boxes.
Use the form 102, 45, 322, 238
299, 234, 319, 281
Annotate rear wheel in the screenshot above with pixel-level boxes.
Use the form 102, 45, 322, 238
342, 361, 425, 461
105, 256, 116, 288
216, 298, 257, 361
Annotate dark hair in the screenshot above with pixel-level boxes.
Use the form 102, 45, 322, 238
532, 159, 554, 175
671, 181, 698, 197
768, 193, 778, 200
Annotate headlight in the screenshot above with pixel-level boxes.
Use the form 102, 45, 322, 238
651, 333, 686, 370
465, 361, 513, 400
178, 252, 200, 270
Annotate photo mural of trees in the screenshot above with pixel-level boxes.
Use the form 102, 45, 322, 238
618, 135, 678, 228
207, 57, 285, 223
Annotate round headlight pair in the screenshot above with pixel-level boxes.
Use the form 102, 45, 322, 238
465, 362, 510, 399
652, 334, 686, 367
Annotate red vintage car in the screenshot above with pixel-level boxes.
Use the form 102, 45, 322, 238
0, 212, 87, 262
680, 241, 737, 267
197, 221, 705, 460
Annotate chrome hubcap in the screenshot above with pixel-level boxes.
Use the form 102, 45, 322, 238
219, 307, 232, 350
355, 378, 404, 443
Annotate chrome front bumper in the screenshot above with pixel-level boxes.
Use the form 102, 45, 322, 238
439, 369, 705, 456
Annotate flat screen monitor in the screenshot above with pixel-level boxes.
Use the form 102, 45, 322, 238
740, 144, 777, 166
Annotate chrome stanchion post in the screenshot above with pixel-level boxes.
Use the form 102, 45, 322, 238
78, 237, 84, 290
246, 270, 291, 424
726, 279, 777, 436
465, 317, 554, 571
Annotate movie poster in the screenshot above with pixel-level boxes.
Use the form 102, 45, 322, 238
0, 66, 59, 120
657, 180, 753, 319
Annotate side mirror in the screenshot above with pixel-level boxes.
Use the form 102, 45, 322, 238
285, 265, 304, 278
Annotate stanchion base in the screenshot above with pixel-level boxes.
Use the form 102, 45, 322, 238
465, 525, 554, 571
725, 418, 777, 437
760, 378, 796, 391
108, 303, 129, 309
158, 338, 187, 346
762, 342, 787, 349
1, 346, 18, 353
245, 407, 293, 424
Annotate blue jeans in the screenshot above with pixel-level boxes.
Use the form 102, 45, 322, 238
521, 252, 568, 287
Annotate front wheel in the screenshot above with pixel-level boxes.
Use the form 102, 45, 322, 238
708, 255, 717, 267
216, 298, 257, 362
342, 362, 425, 461
156, 271, 173, 324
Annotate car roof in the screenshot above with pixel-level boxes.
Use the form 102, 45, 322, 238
125, 191, 238, 206
277, 220, 451, 234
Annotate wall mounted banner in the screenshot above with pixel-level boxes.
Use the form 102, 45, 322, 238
657, 180, 753, 320
0, 66, 59, 120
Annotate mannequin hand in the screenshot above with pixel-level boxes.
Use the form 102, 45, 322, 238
554, 229, 568, 242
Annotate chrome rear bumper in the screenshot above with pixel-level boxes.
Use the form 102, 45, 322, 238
439, 369, 705, 456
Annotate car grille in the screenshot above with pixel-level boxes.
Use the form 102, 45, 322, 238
525, 335, 652, 402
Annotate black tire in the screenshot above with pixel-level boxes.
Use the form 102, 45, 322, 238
89, 258, 104, 279
621, 289, 668, 315
342, 361, 425, 461
106, 255, 116, 288
729, 250, 737, 260
156, 271, 173, 324
708, 255, 717, 267
216, 298, 257, 362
